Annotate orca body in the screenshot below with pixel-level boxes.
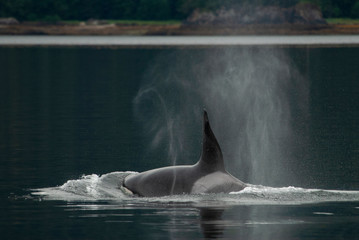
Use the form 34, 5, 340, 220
123, 110, 246, 197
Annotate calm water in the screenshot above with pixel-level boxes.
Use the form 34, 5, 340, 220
1, 35, 359, 47
1, 37, 359, 239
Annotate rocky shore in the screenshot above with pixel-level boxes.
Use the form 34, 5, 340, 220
1, 3, 359, 36
184, 3, 327, 26
1, 21, 359, 36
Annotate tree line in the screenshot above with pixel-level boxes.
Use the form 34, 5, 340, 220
0, 0, 358, 22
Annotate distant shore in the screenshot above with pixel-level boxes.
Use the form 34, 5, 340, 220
2, 36, 359, 48
1, 22, 359, 36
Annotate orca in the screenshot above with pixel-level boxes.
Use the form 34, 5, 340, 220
123, 110, 246, 197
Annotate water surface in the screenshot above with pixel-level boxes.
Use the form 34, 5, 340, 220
1, 39, 359, 239
1, 35, 359, 47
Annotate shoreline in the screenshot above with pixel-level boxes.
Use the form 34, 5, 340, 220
1, 22, 359, 36
1, 36, 359, 48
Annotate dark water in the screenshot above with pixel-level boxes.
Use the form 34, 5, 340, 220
1, 45, 359, 239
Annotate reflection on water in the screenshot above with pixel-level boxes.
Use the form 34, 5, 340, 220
27, 171, 359, 239
19, 199, 357, 240
199, 208, 226, 239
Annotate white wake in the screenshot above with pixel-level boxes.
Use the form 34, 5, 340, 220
32, 172, 359, 205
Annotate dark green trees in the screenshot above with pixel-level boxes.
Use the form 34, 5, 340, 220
0, 0, 358, 21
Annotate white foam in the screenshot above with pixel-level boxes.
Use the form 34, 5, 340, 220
313, 212, 334, 216
232, 185, 309, 194
245, 219, 305, 225
32, 172, 359, 205
32, 171, 136, 201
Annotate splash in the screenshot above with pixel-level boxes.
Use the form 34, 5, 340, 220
133, 48, 308, 186
32, 172, 359, 205
32, 172, 134, 201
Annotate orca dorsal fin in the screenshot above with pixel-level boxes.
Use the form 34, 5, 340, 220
198, 110, 225, 172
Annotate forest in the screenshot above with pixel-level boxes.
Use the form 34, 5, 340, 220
0, 0, 358, 22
